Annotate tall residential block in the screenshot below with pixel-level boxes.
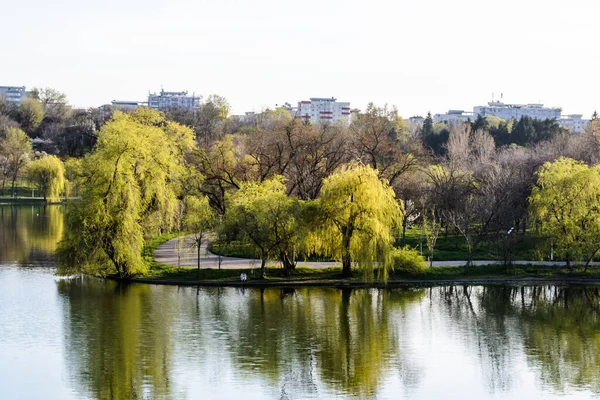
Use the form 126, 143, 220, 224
0, 86, 27, 105
296, 97, 351, 124
433, 100, 590, 132
148, 89, 200, 111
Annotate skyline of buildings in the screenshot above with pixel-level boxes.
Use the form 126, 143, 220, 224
433, 100, 590, 132
1, 84, 594, 132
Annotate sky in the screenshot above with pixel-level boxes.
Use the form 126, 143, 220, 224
2, 0, 599, 118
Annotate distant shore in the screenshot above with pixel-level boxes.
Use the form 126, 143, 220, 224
96, 234, 600, 288
110, 274, 600, 288
0, 197, 73, 205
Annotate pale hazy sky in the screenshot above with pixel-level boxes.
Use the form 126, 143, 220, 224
2, 0, 599, 117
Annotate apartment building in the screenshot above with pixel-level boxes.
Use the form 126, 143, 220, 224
148, 89, 200, 111
0, 86, 27, 105
295, 97, 351, 124
433, 100, 590, 132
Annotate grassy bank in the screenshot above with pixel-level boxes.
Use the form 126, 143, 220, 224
137, 257, 600, 287
210, 228, 546, 262
134, 233, 600, 287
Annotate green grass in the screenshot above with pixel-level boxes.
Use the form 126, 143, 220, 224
400, 227, 541, 261
137, 257, 600, 285
143, 264, 345, 282
211, 228, 545, 263
0, 182, 37, 198
136, 231, 600, 286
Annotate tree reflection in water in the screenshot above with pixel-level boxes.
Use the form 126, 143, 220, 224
56, 278, 600, 399
58, 281, 426, 399
0, 204, 64, 262
437, 285, 600, 394
57, 278, 178, 399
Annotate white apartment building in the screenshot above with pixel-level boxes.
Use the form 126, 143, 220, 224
0, 86, 27, 105
433, 110, 475, 124
473, 101, 562, 121
432, 100, 589, 132
111, 100, 147, 111
560, 114, 589, 132
148, 89, 200, 111
295, 97, 351, 124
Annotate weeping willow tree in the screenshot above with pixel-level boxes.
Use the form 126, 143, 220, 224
24, 155, 66, 201
57, 108, 196, 278
530, 157, 600, 270
308, 162, 402, 280
222, 176, 302, 277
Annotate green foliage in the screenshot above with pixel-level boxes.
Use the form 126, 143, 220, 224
529, 157, 600, 267
57, 109, 196, 278
222, 176, 301, 276
0, 127, 33, 194
308, 162, 402, 281
17, 98, 44, 132
183, 195, 217, 234
24, 155, 65, 201
390, 246, 427, 275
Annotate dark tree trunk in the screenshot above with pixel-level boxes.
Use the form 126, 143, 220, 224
260, 253, 266, 278
280, 252, 295, 277
197, 237, 202, 278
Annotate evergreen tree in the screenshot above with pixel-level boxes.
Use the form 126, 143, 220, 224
421, 112, 434, 137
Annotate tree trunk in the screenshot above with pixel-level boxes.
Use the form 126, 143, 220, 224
341, 226, 353, 278
584, 247, 600, 272
197, 238, 202, 278
10, 174, 17, 197
260, 252, 266, 278
429, 246, 435, 268
465, 242, 472, 271
280, 252, 295, 277
340, 217, 356, 278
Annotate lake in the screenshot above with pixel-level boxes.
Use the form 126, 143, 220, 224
1, 204, 599, 399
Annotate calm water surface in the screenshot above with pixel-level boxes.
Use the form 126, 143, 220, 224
0, 204, 599, 399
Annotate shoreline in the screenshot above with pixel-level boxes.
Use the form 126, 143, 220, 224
127, 233, 600, 289
109, 274, 600, 288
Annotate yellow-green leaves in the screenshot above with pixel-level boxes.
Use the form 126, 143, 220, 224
57, 108, 196, 278
25, 155, 65, 201
530, 157, 600, 267
309, 162, 403, 281
223, 176, 301, 276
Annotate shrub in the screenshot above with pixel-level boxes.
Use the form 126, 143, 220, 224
391, 246, 428, 275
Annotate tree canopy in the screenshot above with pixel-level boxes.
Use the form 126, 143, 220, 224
222, 176, 302, 277
24, 155, 66, 201
530, 157, 600, 269
308, 163, 402, 280
57, 108, 196, 277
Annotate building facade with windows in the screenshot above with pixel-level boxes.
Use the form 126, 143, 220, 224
559, 114, 588, 132
295, 97, 351, 124
473, 101, 562, 121
432, 100, 589, 132
148, 90, 201, 111
0, 86, 27, 105
433, 110, 475, 124
110, 100, 148, 111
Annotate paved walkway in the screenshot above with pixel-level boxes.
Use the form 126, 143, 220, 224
154, 236, 339, 270
154, 236, 595, 270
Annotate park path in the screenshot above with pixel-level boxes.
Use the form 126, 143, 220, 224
154, 236, 338, 270
155, 236, 598, 270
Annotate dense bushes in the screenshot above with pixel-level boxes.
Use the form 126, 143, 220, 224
391, 247, 428, 275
